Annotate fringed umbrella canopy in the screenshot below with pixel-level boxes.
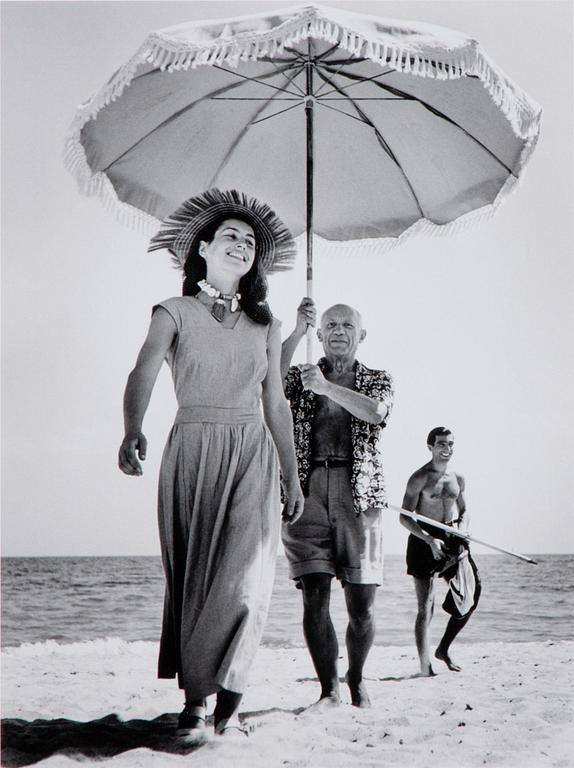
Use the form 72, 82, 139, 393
65, 3, 541, 258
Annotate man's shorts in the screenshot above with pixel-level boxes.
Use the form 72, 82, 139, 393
281, 464, 383, 586
406, 532, 446, 578
406, 532, 482, 618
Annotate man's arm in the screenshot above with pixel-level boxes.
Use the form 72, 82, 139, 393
118, 307, 176, 476
455, 475, 468, 532
298, 365, 388, 424
400, 471, 445, 559
280, 298, 316, 384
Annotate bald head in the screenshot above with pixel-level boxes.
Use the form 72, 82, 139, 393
320, 304, 363, 329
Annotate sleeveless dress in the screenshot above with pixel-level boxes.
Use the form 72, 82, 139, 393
154, 296, 281, 697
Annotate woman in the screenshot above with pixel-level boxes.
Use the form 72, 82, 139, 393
118, 189, 304, 738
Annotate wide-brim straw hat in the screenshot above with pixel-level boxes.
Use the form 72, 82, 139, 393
148, 188, 296, 273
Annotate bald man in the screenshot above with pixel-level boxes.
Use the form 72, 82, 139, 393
280, 299, 394, 709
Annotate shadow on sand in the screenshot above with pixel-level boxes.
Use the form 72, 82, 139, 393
1, 708, 300, 766
2, 713, 193, 766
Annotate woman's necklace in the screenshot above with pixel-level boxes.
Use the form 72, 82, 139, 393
198, 279, 241, 322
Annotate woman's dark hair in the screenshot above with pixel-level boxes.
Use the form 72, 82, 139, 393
182, 216, 272, 325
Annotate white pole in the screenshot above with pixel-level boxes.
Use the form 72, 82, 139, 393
389, 504, 538, 565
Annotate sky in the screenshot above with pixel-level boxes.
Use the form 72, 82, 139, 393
1, 0, 573, 558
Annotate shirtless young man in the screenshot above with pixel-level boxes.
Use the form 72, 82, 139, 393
400, 427, 480, 676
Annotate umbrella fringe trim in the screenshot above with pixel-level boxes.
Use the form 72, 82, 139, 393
65, 6, 540, 154
63, 132, 161, 236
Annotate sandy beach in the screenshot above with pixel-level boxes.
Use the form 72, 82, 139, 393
2, 639, 572, 767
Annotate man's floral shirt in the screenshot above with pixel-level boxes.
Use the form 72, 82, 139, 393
284, 358, 394, 515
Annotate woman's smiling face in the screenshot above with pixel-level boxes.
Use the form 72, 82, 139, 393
200, 218, 256, 278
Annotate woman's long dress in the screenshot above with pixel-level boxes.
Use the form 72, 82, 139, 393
155, 296, 281, 697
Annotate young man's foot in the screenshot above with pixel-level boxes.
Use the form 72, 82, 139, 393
435, 646, 461, 671
345, 672, 371, 708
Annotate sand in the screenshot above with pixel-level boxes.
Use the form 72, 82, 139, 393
2, 639, 573, 767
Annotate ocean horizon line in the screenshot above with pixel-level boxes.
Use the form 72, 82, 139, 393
2, 550, 565, 559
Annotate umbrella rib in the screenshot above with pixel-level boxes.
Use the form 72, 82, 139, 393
314, 68, 426, 217
212, 63, 303, 97
317, 99, 394, 124
314, 43, 343, 61
315, 65, 399, 98
314, 58, 356, 98
322, 65, 514, 175
211, 97, 300, 101
250, 101, 303, 125
100, 65, 301, 173
206, 68, 304, 187
259, 57, 307, 95
316, 100, 374, 125
320, 97, 407, 101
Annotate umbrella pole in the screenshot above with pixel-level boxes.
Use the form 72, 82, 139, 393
389, 504, 538, 565
305, 42, 314, 364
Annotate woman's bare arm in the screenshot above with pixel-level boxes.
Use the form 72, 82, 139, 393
118, 308, 176, 476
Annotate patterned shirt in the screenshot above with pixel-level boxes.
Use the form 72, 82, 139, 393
284, 358, 394, 515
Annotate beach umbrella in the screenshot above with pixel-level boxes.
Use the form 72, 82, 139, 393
65, 3, 541, 356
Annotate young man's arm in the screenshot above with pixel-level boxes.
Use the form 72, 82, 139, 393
455, 475, 468, 532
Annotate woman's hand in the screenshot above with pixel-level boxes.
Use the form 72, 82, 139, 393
118, 432, 147, 476
282, 475, 305, 525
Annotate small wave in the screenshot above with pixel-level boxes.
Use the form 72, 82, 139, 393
1, 637, 158, 658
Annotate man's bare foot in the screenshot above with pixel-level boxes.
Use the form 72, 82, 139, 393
345, 673, 371, 708
414, 664, 437, 678
435, 647, 461, 671
304, 692, 341, 712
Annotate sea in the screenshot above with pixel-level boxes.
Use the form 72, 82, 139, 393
1, 554, 572, 649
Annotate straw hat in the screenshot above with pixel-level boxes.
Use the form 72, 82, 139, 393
148, 188, 296, 273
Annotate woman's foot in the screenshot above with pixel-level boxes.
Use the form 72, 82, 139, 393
213, 689, 243, 735
176, 702, 207, 739
214, 716, 250, 737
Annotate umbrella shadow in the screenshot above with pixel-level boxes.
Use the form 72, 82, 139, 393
1, 712, 204, 767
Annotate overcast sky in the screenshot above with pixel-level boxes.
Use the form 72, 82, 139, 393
1, 0, 573, 557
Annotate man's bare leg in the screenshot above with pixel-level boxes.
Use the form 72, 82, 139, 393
300, 573, 340, 708
435, 613, 472, 671
413, 577, 436, 676
343, 583, 377, 707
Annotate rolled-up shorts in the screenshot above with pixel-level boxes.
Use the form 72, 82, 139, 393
281, 464, 383, 586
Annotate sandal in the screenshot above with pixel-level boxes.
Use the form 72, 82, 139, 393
176, 703, 207, 737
